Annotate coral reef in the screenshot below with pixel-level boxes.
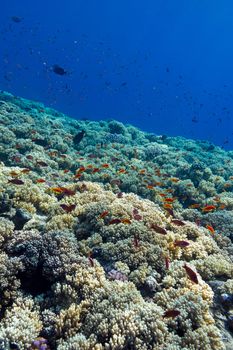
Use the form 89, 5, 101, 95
0, 91, 232, 349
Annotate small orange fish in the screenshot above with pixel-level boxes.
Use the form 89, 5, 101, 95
159, 193, 166, 197
189, 203, 200, 209
146, 185, 154, 190
21, 168, 31, 174
121, 218, 131, 224
169, 177, 180, 183
183, 264, 198, 284
86, 164, 93, 169
63, 169, 70, 173
77, 166, 86, 173
92, 168, 100, 173
154, 182, 164, 186
164, 198, 176, 203
50, 187, 64, 194
74, 173, 82, 179
202, 205, 216, 212
163, 309, 180, 318
139, 169, 146, 174
36, 178, 46, 183
163, 203, 173, 209
102, 163, 109, 168
206, 224, 215, 233
99, 210, 109, 219
9, 171, 19, 177
224, 183, 231, 188
118, 168, 126, 174
219, 204, 226, 210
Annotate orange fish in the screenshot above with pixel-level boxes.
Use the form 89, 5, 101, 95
99, 210, 109, 219
202, 205, 216, 212
63, 169, 70, 173
169, 177, 180, 183
102, 163, 109, 168
121, 218, 131, 224
163, 203, 173, 209
146, 185, 154, 190
92, 168, 100, 173
74, 173, 82, 179
219, 204, 226, 210
163, 309, 180, 318
159, 193, 166, 197
154, 182, 164, 186
206, 224, 215, 233
118, 168, 126, 174
189, 203, 200, 209
9, 171, 19, 177
183, 264, 198, 284
139, 169, 146, 174
164, 198, 176, 203
36, 178, 46, 183
86, 164, 93, 169
21, 168, 31, 174
77, 166, 86, 173
50, 187, 64, 194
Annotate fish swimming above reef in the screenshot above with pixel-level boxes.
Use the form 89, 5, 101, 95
51, 64, 67, 75
11, 16, 22, 23
73, 130, 85, 145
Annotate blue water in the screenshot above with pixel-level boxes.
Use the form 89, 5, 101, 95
1, 0, 233, 149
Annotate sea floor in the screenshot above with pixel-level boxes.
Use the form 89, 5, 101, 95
0, 91, 232, 349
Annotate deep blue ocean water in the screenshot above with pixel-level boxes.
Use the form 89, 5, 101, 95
1, 0, 233, 149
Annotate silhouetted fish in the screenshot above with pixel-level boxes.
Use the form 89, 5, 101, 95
52, 65, 67, 75
11, 16, 22, 23
73, 130, 85, 145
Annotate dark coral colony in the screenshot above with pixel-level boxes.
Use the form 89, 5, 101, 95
0, 90, 232, 349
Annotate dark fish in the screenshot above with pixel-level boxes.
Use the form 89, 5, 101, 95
8, 179, 24, 185
171, 219, 185, 226
52, 64, 67, 75
36, 161, 48, 167
174, 240, 189, 247
109, 218, 121, 225
163, 309, 180, 318
151, 223, 167, 235
73, 130, 85, 145
183, 264, 198, 284
32, 138, 49, 147
60, 204, 76, 213
11, 16, 22, 23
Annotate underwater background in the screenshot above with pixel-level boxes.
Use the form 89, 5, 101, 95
1, 0, 233, 149
1, 1, 233, 350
